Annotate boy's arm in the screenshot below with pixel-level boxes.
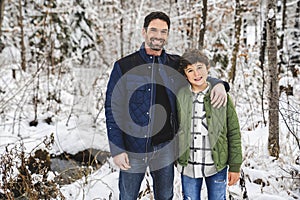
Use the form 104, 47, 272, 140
226, 95, 242, 173
207, 76, 230, 108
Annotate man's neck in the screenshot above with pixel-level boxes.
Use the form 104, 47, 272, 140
145, 47, 162, 57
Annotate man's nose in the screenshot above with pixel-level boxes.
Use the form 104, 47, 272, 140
156, 30, 163, 37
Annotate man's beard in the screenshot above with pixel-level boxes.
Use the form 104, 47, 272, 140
148, 38, 165, 51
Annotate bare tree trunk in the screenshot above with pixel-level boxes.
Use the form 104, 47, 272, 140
18, 0, 26, 71
259, 20, 267, 126
190, 17, 194, 48
198, 0, 207, 49
0, 0, 4, 35
242, 18, 247, 45
267, 0, 279, 158
31, 74, 39, 126
278, 0, 286, 74
290, 0, 300, 77
0, 0, 5, 52
228, 0, 242, 84
295, 1, 300, 38
278, 0, 286, 51
120, 0, 124, 57
185, 2, 192, 48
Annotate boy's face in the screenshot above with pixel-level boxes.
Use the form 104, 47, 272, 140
184, 62, 209, 92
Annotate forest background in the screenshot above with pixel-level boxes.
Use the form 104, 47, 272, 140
0, 0, 299, 199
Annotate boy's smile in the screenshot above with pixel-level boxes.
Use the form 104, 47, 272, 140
184, 62, 209, 93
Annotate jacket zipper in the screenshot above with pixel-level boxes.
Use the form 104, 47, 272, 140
145, 56, 155, 163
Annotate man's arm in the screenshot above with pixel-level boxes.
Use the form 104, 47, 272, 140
207, 76, 230, 108
105, 62, 126, 157
207, 76, 230, 92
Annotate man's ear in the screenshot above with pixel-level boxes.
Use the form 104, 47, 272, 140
142, 28, 146, 37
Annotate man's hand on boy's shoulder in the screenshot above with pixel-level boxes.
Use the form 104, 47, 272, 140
211, 83, 227, 108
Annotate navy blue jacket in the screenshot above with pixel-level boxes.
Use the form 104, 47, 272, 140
105, 43, 226, 157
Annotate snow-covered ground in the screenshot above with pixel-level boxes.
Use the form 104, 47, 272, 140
0, 48, 299, 199
58, 126, 300, 200
1, 87, 299, 199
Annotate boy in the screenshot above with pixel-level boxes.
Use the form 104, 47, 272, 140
176, 49, 242, 199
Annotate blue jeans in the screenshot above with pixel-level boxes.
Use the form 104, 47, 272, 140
119, 142, 175, 200
181, 167, 228, 200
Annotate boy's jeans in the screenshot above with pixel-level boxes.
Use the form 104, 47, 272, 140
119, 141, 175, 200
181, 167, 228, 200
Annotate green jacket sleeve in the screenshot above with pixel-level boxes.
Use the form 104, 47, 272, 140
226, 95, 243, 172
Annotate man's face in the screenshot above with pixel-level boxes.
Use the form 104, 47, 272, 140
143, 19, 169, 52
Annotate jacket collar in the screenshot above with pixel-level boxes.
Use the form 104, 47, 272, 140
139, 42, 167, 64
183, 84, 212, 99
189, 82, 211, 95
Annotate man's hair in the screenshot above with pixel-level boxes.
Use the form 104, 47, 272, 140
143, 11, 170, 30
178, 49, 210, 75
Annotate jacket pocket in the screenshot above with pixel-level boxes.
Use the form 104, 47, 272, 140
126, 77, 149, 104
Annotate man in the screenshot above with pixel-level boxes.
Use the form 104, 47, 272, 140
105, 11, 229, 200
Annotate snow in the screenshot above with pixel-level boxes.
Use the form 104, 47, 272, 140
0, 1, 300, 199
0, 44, 299, 200
2, 89, 297, 200
60, 160, 119, 199
268, 9, 275, 19
48, 126, 300, 199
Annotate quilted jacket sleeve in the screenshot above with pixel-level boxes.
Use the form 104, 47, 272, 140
226, 95, 242, 172
105, 62, 126, 157
176, 87, 191, 166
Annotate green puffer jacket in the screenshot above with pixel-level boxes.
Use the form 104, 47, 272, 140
176, 86, 242, 172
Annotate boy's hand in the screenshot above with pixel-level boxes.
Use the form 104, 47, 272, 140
228, 172, 240, 186
211, 83, 227, 108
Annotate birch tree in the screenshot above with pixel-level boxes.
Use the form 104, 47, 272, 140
267, 0, 279, 158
